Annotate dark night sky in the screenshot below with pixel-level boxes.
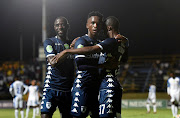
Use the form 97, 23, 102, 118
0, 0, 180, 61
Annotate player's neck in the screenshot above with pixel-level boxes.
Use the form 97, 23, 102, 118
88, 32, 97, 40
108, 31, 118, 38
57, 35, 67, 41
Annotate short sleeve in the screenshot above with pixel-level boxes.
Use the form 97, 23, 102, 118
44, 39, 56, 57
98, 38, 116, 53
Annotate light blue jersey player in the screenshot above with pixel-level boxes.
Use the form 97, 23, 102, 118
52, 16, 129, 118
9, 77, 28, 118
41, 17, 74, 118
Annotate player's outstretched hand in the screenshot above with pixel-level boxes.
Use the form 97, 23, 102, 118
70, 37, 80, 49
115, 34, 128, 43
51, 50, 69, 65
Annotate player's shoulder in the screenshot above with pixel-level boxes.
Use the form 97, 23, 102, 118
44, 37, 56, 45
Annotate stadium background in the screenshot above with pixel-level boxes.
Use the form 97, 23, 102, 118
0, 0, 180, 117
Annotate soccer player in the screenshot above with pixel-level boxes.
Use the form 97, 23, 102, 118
146, 84, 157, 114
41, 17, 74, 118
25, 80, 39, 118
167, 72, 180, 118
9, 77, 28, 118
52, 16, 129, 118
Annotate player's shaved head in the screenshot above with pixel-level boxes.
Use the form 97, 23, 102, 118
105, 16, 119, 31
54, 16, 69, 25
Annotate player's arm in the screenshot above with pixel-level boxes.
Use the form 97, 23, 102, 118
23, 84, 29, 95
70, 37, 80, 49
167, 79, 170, 95
51, 45, 101, 64
9, 84, 14, 97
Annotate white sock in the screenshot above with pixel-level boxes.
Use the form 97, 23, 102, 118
175, 106, 178, 116
153, 104, 156, 112
20, 110, 24, 118
15, 109, 18, 118
25, 107, 30, 118
36, 107, 39, 115
33, 108, 36, 118
146, 104, 150, 112
171, 105, 175, 117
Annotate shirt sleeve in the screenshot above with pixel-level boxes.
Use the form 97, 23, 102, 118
74, 37, 87, 58
97, 38, 116, 53
44, 39, 56, 57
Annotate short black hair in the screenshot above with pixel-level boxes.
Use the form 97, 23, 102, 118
87, 11, 103, 20
105, 16, 119, 31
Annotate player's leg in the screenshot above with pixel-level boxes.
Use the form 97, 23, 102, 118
152, 99, 157, 113
170, 95, 176, 117
13, 97, 19, 118
57, 91, 73, 118
19, 98, 24, 118
146, 99, 151, 113
41, 89, 57, 118
25, 106, 30, 118
70, 86, 89, 118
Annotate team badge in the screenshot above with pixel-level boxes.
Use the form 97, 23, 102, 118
77, 44, 84, 48
64, 43, 69, 49
81, 106, 87, 113
46, 45, 53, 53
46, 102, 51, 109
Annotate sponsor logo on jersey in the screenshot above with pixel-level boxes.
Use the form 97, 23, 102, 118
64, 43, 70, 49
46, 102, 51, 109
46, 45, 53, 53
77, 44, 84, 48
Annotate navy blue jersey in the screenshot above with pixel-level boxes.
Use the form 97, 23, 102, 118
97, 38, 128, 75
43, 36, 74, 91
74, 34, 100, 71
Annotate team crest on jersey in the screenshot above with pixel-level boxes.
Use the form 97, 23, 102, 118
46, 45, 53, 53
77, 44, 84, 48
64, 43, 69, 49
46, 102, 51, 109
81, 106, 87, 113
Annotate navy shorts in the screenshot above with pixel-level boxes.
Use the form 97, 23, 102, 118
99, 74, 122, 118
70, 76, 100, 118
41, 89, 72, 118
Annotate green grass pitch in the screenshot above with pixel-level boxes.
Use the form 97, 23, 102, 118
0, 108, 174, 118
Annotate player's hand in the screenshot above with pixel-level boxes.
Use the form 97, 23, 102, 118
115, 34, 128, 43
51, 50, 69, 64
70, 37, 80, 49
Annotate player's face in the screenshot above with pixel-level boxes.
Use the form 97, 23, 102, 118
86, 16, 102, 38
54, 18, 68, 37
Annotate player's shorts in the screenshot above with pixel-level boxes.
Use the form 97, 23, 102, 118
70, 72, 100, 118
146, 98, 156, 104
99, 74, 122, 118
27, 99, 38, 107
41, 89, 72, 118
13, 95, 23, 109
170, 92, 180, 103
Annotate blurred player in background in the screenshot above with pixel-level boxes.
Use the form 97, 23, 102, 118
146, 83, 157, 114
41, 16, 74, 118
167, 72, 180, 118
52, 16, 129, 118
9, 77, 28, 118
25, 80, 39, 118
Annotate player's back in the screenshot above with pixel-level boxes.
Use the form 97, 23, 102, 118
11, 80, 24, 96
28, 85, 38, 100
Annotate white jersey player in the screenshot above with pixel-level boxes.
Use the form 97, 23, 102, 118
25, 80, 40, 118
167, 72, 180, 118
9, 78, 28, 118
146, 84, 156, 113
